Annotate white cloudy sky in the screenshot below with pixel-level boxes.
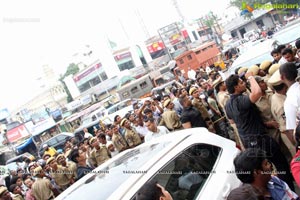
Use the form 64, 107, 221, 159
0, 0, 231, 111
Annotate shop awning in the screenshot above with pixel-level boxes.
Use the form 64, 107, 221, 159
16, 137, 33, 151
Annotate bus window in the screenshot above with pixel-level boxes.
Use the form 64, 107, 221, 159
122, 91, 130, 98
131, 86, 138, 94
140, 81, 148, 89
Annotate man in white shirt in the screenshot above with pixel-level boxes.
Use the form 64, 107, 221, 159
187, 67, 196, 80
280, 63, 300, 132
83, 128, 93, 139
144, 117, 169, 142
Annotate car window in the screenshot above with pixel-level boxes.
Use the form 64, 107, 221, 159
58, 141, 173, 200
47, 137, 58, 147
132, 144, 221, 200
56, 134, 69, 141
108, 107, 117, 115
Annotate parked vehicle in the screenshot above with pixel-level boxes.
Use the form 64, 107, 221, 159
243, 30, 260, 42
5, 152, 36, 172
151, 80, 183, 97
5, 152, 35, 165
38, 132, 74, 157
74, 99, 138, 141
57, 128, 241, 200
116, 75, 154, 101
228, 23, 300, 75
174, 41, 221, 77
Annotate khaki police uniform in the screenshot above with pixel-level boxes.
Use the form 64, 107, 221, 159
159, 109, 182, 131
192, 98, 210, 120
90, 146, 111, 167
124, 128, 142, 147
269, 70, 296, 157
112, 133, 128, 152
32, 177, 55, 200
217, 91, 230, 111
67, 161, 77, 180
50, 165, 72, 190
255, 90, 281, 141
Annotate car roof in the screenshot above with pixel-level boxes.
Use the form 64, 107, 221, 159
151, 80, 182, 92
5, 152, 34, 165
229, 39, 277, 74
39, 132, 73, 147
56, 128, 238, 200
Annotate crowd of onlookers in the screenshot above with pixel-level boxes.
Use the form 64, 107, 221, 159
0, 39, 300, 200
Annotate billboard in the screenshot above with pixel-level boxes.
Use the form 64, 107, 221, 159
6, 124, 30, 143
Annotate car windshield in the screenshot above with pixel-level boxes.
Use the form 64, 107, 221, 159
273, 23, 300, 45
81, 116, 93, 126
107, 99, 132, 115
229, 24, 300, 75
59, 141, 172, 200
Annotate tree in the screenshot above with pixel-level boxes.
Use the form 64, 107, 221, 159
64, 63, 80, 77
59, 63, 80, 103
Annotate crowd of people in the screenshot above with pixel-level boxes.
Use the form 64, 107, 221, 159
0, 39, 300, 200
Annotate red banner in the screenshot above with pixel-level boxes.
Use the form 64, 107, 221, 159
6, 124, 30, 143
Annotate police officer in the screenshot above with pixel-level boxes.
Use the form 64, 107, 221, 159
268, 70, 296, 158
111, 125, 128, 153
89, 137, 110, 168
120, 118, 142, 148
159, 99, 182, 131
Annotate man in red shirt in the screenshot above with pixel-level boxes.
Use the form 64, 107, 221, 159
290, 123, 300, 187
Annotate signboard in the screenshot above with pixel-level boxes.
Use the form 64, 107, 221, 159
80, 94, 92, 105
6, 124, 30, 143
147, 41, 165, 53
114, 52, 131, 61
65, 99, 82, 111
73, 63, 102, 82
25, 118, 56, 136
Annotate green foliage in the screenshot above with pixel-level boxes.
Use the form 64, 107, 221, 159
58, 63, 80, 103
64, 63, 80, 77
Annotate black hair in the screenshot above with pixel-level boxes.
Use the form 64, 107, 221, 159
10, 176, 20, 185
270, 49, 279, 56
272, 83, 286, 92
279, 62, 297, 81
281, 48, 293, 56
114, 115, 120, 122
98, 133, 106, 140
136, 180, 164, 200
9, 184, 18, 193
124, 112, 131, 120
22, 174, 31, 181
143, 117, 155, 123
225, 74, 240, 94
207, 89, 214, 97
70, 149, 80, 163
143, 108, 152, 114
234, 67, 241, 75
295, 39, 300, 49
277, 45, 286, 53
234, 148, 267, 184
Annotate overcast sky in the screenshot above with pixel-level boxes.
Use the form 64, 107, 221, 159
0, 0, 231, 111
